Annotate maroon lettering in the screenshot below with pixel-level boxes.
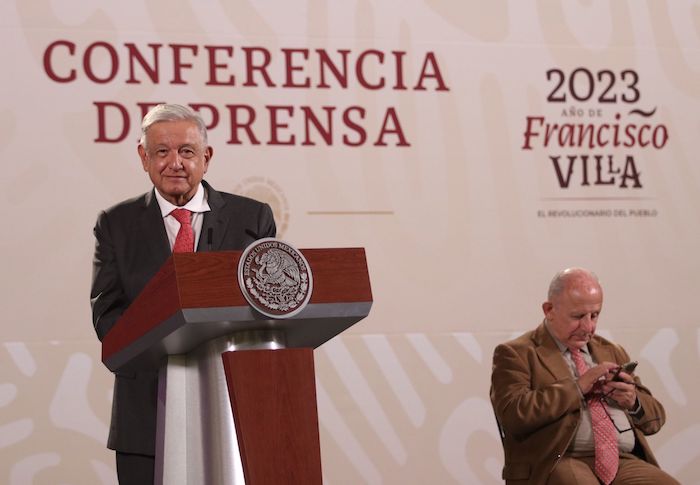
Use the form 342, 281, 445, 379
559, 124, 574, 147
414, 52, 449, 91
549, 154, 642, 188
226, 104, 260, 145
268, 105, 295, 145
43, 41, 454, 101
317, 49, 349, 88
43, 40, 76, 83
374, 107, 409, 146
84, 42, 119, 84
356, 50, 385, 90
653, 125, 668, 148
392, 51, 407, 90
522, 116, 544, 149
301, 106, 334, 145
543, 123, 558, 147
282, 48, 311, 88
342, 106, 367, 146
595, 155, 617, 185
623, 124, 637, 147
620, 156, 642, 188
638, 125, 650, 147
578, 125, 594, 149
549, 155, 576, 188
596, 124, 610, 147
580, 155, 590, 185
171, 44, 198, 84
94, 101, 130, 142
242, 47, 275, 87
125, 43, 161, 84
204, 46, 235, 86
522, 116, 668, 150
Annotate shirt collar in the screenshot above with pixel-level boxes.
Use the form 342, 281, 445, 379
153, 183, 210, 217
544, 319, 591, 356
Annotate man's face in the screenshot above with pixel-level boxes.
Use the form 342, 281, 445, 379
138, 120, 212, 206
543, 277, 603, 349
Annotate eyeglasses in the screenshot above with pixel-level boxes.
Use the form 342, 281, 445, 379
589, 392, 632, 434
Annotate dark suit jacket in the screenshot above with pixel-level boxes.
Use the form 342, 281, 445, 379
490, 323, 666, 485
90, 180, 276, 454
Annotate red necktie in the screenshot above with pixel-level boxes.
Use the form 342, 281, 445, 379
570, 347, 619, 484
170, 208, 194, 253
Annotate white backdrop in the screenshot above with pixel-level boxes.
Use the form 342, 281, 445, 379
1, 1, 699, 483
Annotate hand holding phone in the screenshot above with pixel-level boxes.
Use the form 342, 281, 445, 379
611, 361, 638, 381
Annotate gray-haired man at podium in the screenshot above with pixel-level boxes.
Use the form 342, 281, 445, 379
90, 104, 275, 483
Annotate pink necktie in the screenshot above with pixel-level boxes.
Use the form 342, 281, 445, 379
570, 347, 619, 484
170, 209, 194, 253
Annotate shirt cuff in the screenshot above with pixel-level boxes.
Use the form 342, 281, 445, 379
628, 398, 643, 416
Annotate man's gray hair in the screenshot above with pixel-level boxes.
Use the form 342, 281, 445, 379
140, 104, 208, 147
547, 267, 600, 301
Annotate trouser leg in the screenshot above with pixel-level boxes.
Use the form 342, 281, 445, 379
116, 451, 155, 485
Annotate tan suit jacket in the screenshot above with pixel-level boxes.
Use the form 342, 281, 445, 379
490, 323, 666, 484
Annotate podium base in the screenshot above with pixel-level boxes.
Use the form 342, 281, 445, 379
223, 347, 323, 485
155, 331, 286, 485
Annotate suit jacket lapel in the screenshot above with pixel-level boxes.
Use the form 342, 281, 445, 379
533, 323, 572, 381
199, 181, 229, 252
589, 338, 616, 364
141, 190, 171, 262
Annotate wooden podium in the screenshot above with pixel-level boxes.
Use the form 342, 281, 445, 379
102, 248, 372, 485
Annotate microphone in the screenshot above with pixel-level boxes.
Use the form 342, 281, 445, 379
207, 228, 213, 251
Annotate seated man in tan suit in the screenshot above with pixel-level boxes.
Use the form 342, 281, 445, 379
490, 268, 679, 484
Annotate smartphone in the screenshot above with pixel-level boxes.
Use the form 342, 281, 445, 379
611, 361, 638, 381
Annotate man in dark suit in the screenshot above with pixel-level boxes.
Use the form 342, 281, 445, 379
90, 104, 276, 484
490, 268, 678, 485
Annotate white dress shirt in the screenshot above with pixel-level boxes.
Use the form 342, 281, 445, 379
153, 184, 211, 251
544, 322, 635, 455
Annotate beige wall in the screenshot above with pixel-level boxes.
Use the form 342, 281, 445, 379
1, 1, 699, 483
